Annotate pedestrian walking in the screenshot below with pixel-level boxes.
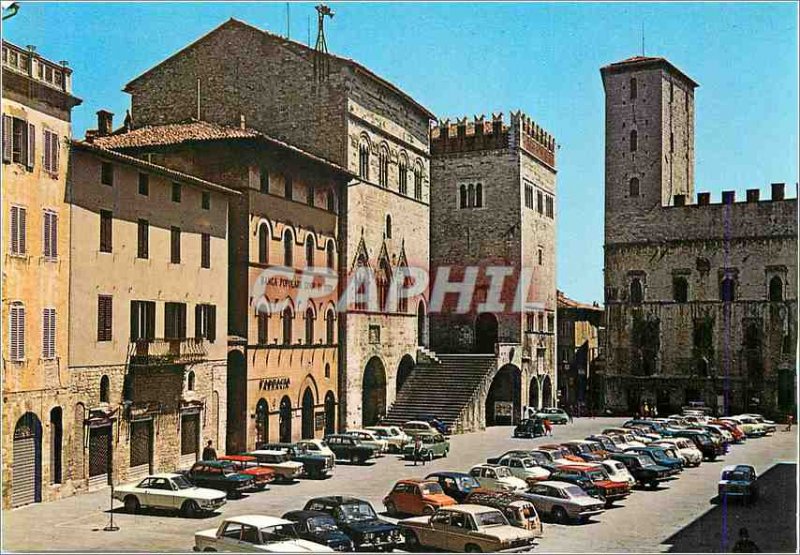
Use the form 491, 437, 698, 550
786, 414, 794, 432
202, 440, 217, 461
568, 411, 574, 424
413, 434, 424, 466
543, 418, 552, 437
732, 527, 760, 553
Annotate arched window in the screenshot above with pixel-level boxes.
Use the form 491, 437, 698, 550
467, 183, 475, 208
327, 190, 336, 212
630, 77, 637, 100
257, 310, 269, 344
413, 163, 423, 200
629, 177, 640, 197
326, 309, 335, 344
385, 214, 392, 239
720, 277, 736, 302
187, 371, 195, 391
99, 375, 110, 403
378, 145, 389, 187
326, 240, 335, 270
398, 266, 410, 313
459, 184, 467, 208
398, 154, 408, 195
769, 276, 783, 301
283, 229, 293, 267
50, 406, 62, 484
673, 276, 688, 303
475, 183, 483, 208
282, 306, 293, 345
630, 278, 643, 304
358, 137, 370, 179
305, 235, 314, 267
537, 248, 543, 266
258, 223, 269, 264
630, 130, 638, 152
378, 258, 392, 313
305, 307, 315, 344
325, 363, 331, 378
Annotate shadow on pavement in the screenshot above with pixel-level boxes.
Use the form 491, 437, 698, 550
105, 506, 219, 520
662, 463, 797, 553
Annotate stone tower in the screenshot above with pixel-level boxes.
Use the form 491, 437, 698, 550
601, 56, 698, 244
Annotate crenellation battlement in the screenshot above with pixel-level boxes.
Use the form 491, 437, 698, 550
669, 182, 796, 208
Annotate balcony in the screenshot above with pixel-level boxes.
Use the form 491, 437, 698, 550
128, 338, 207, 367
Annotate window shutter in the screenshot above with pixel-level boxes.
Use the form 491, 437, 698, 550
43, 212, 51, 257
130, 301, 140, 341
19, 207, 26, 254
179, 304, 187, 339
10, 206, 18, 254
26, 122, 35, 170
3, 114, 13, 163
208, 306, 216, 342
42, 130, 50, 171
164, 303, 174, 339
51, 213, 58, 258
50, 310, 56, 358
146, 302, 155, 340
52, 133, 59, 175
195, 304, 202, 339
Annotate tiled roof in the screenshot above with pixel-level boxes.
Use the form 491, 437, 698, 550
612, 55, 664, 65
557, 290, 603, 311
71, 140, 240, 196
92, 119, 355, 177
601, 55, 699, 87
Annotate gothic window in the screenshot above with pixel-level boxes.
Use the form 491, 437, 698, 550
326, 240, 335, 270
630, 130, 638, 152
358, 137, 370, 180
629, 177, 640, 197
537, 248, 543, 266
100, 375, 110, 403
673, 276, 688, 303
398, 154, 408, 195
720, 277, 736, 302
305, 234, 314, 267
257, 311, 269, 344
282, 306, 293, 345
283, 229, 294, 267
475, 183, 483, 207
467, 184, 475, 208
630, 77, 637, 100
187, 371, 195, 391
769, 276, 783, 301
630, 278, 643, 304
305, 307, 315, 345
459, 184, 467, 208
326, 309, 335, 344
413, 163, 423, 200
377, 259, 392, 312
258, 223, 269, 264
378, 145, 389, 187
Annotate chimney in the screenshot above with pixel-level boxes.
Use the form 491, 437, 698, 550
771, 182, 785, 201
697, 192, 711, 206
722, 190, 735, 205
96, 110, 114, 136
746, 189, 760, 202
673, 194, 686, 207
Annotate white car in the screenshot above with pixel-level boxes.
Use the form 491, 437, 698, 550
600, 460, 635, 487
739, 414, 777, 433
296, 439, 336, 467
652, 438, 702, 467
345, 429, 388, 456
248, 450, 304, 481
497, 455, 551, 483
194, 515, 333, 552
469, 464, 528, 492
402, 420, 435, 435
113, 473, 226, 517
366, 425, 410, 453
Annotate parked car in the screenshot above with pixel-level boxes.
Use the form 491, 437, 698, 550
739, 414, 777, 433
599, 459, 636, 487
469, 464, 528, 492
718, 464, 759, 504
464, 490, 543, 536
524, 481, 606, 524
366, 426, 410, 453
425, 471, 481, 503
297, 439, 337, 467
610, 453, 673, 489
324, 434, 377, 464
398, 504, 538, 553
216, 455, 276, 490
114, 473, 226, 517
650, 438, 702, 467
246, 450, 305, 481
711, 420, 746, 443
345, 429, 389, 456
402, 420, 435, 435
724, 416, 768, 438
586, 435, 623, 453
303, 496, 405, 552
625, 446, 683, 472
401, 432, 450, 461
384, 478, 457, 516
538, 444, 588, 464
489, 450, 555, 472
513, 418, 545, 438
535, 407, 569, 425
495, 454, 551, 484
553, 464, 631, 507
184, 461, 255, 498
603, 429, 647, 448
282, 510, 355, 551
561, 441, 606, 462
546, 469, 604, 500
672, 430, 718, 460
194, 515, 333, 552
258, 442, 333, 479
428, 418, 451, 435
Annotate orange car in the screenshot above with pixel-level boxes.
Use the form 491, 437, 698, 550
383, 478, 457, 516
539, 444, 585, 463
216, 455, 275, 490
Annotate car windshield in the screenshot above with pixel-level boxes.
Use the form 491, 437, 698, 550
495, 467, 513, 478
521, 459, 539, 468
474, 510, 508, 527
624, 434, 637, 442
221, 467, 237, 476
337, 503, 378, 522
307, 516, 339, 532
172, 476, 193, 489
458, 476, 481, 489
269, 453, 291, 463
637, 455, 653, 466
420, 483, 445, 495
261, 524, 298, 543
611, 436, 624, 445
304, 443, 320, 451
564, 485, 589, 498
577, 444, 591, 453
587, 469, 608, 481
722, 470, 750, 481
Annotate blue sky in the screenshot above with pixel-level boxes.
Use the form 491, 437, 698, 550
4, 2, 797, 303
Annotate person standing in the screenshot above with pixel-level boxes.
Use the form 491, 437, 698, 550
202, 440, 217, 461
732, 527, 760, 552
413, 434, 424, 466
568, 410, 574, 424
543, 418, 552, 437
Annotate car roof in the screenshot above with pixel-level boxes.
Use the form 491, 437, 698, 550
558, 464, 599, 471
307, 496, 368, 505
722, 464, 755, 473
218, 454, 257, 461
145, 473, 183, 479
441, 504, 502, 515
395, 478, 431, 485
472, 463, 500, 469
535, 480, 575, 489
248, 449, 290, 455
223, 515, 290, 528
283, 510, 333, 520
195, 460, 233, 467
426, 471, 473, 479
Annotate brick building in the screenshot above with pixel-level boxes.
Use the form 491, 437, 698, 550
117, 18, 433, 430
601, 56, 797, 417
556, 291, 603, 414
2, 40, 81, 508
93, 118, 353, 451
385, 112, 557, 431
66, 137, 234, 491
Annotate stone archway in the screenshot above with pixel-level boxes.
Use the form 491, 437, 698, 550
397, 354, 415, 394
485, 364, 522, 426
226, 350, 247, 453
279, 396, 292, 443
541, 375, 553, 408
475, 313, 498, 354
324, 391, 336, 436
13, 412, 42, 507
528, 378, 540, 411
362, 357, 387, 427
301, 387, 315, 439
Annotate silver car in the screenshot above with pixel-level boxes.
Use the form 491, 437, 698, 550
522, 480, 605, 524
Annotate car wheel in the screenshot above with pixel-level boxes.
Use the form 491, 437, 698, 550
124, 495, 140, 514
442, 449, 448, 458
385, 501, 398, 516
552, 506, 569, 524
181, 500, 200, 518
422, 505, 435, 516
427, 452, 434, 462
648, 481, 659, 490
465, 544, 482, 553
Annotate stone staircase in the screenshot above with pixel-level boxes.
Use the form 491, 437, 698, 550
383, 351, 497, 431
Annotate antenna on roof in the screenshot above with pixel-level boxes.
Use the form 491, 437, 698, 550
314, 3, 334, 82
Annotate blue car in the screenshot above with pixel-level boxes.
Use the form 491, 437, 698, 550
283, 510, 355, 551
424, 471, 481, 503
718, 465, 758, 504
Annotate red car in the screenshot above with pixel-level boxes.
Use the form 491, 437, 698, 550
216, 455, 276, 490
710, 420, 745, 443
556, 464, 631, 507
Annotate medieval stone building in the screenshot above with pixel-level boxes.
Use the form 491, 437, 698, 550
556, 291, 603, 414
601, 56, 797, 417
